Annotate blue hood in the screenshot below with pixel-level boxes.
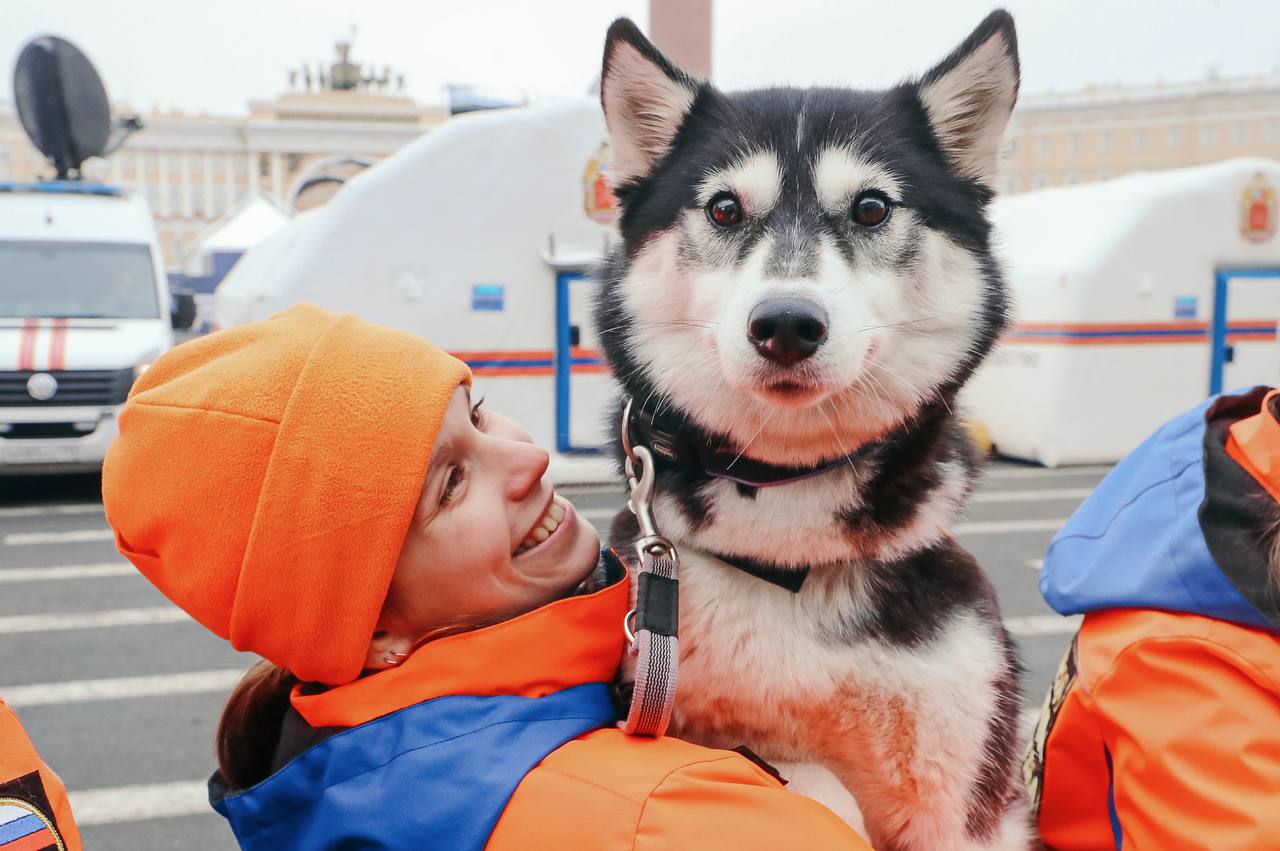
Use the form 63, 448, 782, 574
1040, 389, 1276, 632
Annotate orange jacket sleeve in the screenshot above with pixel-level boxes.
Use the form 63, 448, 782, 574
1089, 634, 1280, 851
633, 754, 872, 850
0, 699, 83, 851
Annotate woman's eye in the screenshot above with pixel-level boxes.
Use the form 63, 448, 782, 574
706, 192, 744, 228
470, 397, 486, 428
851, 191, 890, 227
440, 467, 464, 506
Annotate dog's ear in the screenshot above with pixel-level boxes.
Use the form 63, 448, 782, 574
916, 10, 1020, 190
600, 18, 701, 186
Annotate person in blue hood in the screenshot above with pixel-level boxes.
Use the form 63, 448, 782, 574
1025, 385, 1280, 850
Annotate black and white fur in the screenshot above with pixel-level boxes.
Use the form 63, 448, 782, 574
596, 12, 1030, 850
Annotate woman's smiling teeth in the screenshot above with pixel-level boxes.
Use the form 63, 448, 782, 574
514, 495, 568, 555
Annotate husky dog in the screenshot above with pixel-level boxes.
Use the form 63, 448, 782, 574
596, 11, 1029, 851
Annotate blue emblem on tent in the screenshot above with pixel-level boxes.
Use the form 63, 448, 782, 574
472, 285, 505, 312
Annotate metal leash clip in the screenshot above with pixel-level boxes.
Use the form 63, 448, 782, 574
619, 398, 679, 737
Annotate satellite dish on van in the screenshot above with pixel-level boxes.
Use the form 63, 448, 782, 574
12, 35, 140, 180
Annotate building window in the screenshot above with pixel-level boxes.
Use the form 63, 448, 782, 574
1099, 131, 1113, 152
1065, 171, 1082, 185
1004, 173, 1020, 194
1232, 122, 1247, 145
0, 147, 9, 178
213, 187, 228, 217
168, 184, 181, 217
1068, 134, 1081, 154
1269, 121, 1280, 144
1132, 129, 1145, 150
212, 152, 226, 173
1033, 172, 1050, 190
191, 153, 204, 177
145, 184, 160, 210
1037, 135, 1050, 157
142, 150, 156, 172
193, 186, 206, 218
235, 155, 248, 177
1201, 125, 1217, 147
1169, 126, 1181, 148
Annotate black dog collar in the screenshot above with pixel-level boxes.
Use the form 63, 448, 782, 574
624, 401, 874, 593
625, 403, 867, 489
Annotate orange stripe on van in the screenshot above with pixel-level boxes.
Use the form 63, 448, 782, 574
17, 319, 38, 371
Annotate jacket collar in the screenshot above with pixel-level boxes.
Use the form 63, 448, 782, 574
291, 553, 629, 729
1226, 388, 1280, 501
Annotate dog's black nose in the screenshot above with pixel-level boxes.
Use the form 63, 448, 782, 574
748, 297, 828, 367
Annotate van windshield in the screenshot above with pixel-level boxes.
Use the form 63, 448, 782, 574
0, 241, 160, 319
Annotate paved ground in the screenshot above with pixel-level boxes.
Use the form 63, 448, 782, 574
0, 460, 1108, 849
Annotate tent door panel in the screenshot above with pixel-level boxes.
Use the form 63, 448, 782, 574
555, 272, 610, 453
1211, 269, 1280, 395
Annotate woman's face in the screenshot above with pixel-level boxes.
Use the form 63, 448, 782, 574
370, 385, 601, 659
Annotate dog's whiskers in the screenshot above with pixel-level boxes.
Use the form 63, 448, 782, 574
725, 409, 777, 471
817, 401, 860, 475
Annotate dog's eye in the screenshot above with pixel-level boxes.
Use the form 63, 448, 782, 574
851, 192, 890, 227
706, 192, 744, 228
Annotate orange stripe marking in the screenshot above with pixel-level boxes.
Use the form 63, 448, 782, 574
17, 319, 39, 371
48, 318, 68, 371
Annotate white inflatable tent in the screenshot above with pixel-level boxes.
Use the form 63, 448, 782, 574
964, 158, 1280, 466
216, 100, 621, 481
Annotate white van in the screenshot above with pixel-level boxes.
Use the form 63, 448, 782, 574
0, 182, 191, 474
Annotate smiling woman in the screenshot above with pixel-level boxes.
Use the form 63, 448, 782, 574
99, 303, 872, 851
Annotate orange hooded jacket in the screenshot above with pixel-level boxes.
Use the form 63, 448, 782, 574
209, 553, 871, 850
0, 699, 83, 850
1027, 387, 1280, 850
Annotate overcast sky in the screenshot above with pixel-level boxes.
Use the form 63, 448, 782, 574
3, 0, 1278, 116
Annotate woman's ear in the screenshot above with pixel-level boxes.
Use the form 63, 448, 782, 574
365, 629, 412, 671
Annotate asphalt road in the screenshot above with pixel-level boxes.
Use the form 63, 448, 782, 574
0, 460, 1108, 850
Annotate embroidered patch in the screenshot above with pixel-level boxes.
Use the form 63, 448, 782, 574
0, 772, 65, 851
1022, 633, 1079, 816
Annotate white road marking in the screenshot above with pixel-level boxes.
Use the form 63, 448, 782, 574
0, 562, 134, 583
3, 528, 114, 546
1005, 614, 1082, 636
983, 465, 1112, 480
0, 606, 188, 635
0, 502, 103, 519
952, 518, 1067, 535
69, 780, 212, 826
970, 488, 1091, 504
2, 669, 244, 708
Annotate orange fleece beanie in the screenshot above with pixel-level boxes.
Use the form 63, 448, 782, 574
102, 304, 470, 685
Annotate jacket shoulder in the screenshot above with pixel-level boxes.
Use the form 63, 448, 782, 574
490, 729, 869, 851
1076, 609, 1280, 688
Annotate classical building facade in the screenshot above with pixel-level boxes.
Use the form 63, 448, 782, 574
3, 41, 1277, 266
1001, 71, 1280, 194
0, 40, 447, 267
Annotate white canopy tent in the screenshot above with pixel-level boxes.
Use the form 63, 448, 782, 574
215, 100, 620, 480
964, 158, 1280, 465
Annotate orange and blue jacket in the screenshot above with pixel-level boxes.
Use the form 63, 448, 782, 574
0, 699, 83, 851
1028, 386, 1280, 851
209, 552, 870, 850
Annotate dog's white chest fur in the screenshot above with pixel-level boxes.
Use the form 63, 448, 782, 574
624, 548, 1029, 851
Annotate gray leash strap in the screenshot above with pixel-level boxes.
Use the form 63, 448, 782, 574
621, 400, 679, 738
